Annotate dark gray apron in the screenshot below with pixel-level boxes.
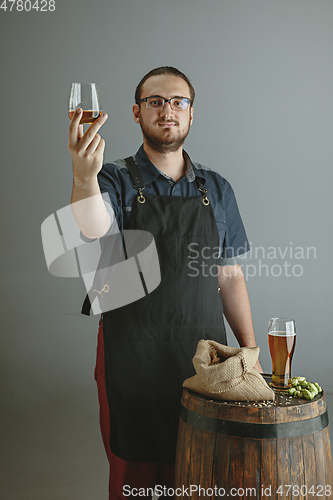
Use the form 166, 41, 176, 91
100, 157, 227, 464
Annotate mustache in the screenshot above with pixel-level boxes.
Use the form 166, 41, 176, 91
157, 119, 179, 125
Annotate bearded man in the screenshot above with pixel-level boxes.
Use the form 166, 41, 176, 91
68, 66, 262, 500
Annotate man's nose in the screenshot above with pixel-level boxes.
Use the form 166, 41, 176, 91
160, 101, 173, 117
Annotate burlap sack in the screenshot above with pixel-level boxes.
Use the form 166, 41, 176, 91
183, 339, 275, 401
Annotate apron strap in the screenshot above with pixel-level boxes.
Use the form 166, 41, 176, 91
124, 156, 145, 189
195, 176, 210, 205
195, 176, 206, 191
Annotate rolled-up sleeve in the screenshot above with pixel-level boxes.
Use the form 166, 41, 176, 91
217, 183, 250, 265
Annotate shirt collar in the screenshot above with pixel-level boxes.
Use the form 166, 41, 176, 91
134, 144, 196, 185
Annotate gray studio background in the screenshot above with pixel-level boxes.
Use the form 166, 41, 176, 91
1, 1, 333, 499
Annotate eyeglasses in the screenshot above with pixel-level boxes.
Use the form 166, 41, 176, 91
138, 96, 191, 111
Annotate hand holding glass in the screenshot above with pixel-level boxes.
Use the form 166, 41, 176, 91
268, 318, 296, 392
69, 83, 102, 124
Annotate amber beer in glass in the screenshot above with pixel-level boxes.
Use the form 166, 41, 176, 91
69, 83, 102, 124
268, 318, 296, 391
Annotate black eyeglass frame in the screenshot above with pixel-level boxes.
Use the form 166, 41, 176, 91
138, 95, 192, 110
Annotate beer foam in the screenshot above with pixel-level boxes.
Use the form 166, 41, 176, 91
268, 331, 296, 336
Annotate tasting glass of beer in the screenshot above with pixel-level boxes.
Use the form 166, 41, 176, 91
268, 317, 296, 392
69, 83, 102, 124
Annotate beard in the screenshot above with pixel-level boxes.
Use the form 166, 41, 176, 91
139, 116, 191, 154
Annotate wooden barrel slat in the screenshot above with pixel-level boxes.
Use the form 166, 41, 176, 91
302, 401, 318, 495
212, 432, 230, 498
303, 433, 317, 495
314, 427, 329, 486
184, 395, 199, 490
174, 419, 188, 495
276, 403, 291, 493
261, 438, 278, 495
174, 392, 197, 497
244, 438, 262, 496
175, 383, 333, 500
246, 406, 262, 423
198, 399, 218, 492
289, 435, 306, 499
277, 438, 292, 489
188, 395, 205, 495
212, 402, 233, 498
323, 427, 333, 481
229, 436, 245, 494
317, 395, 326, 413
260, 406, 276, 423
259, 400, 275, 496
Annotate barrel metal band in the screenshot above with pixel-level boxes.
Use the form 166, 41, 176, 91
180, 404, 329, 439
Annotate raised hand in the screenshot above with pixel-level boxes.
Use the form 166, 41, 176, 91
68, 108, 111, 238
68, 107, 108, 186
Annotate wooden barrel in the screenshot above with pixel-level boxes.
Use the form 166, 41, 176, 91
175, 381, 333, 500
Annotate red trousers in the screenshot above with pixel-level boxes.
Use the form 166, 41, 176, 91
95, 319, 175, 499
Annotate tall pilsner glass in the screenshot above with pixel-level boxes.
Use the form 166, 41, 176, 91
268, 318, 296, 392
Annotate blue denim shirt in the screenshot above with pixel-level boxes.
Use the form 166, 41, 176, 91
97, 145, 250, 265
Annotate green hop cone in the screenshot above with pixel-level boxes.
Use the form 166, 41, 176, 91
289, 377, 323, 400
301, 389, 313, 400
291, 376, 306, 386
307, 382, 318, 395
314, 382, 322, 393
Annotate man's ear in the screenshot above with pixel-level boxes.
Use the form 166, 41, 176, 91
133, 104, 140, 124
190, 106, 194, 126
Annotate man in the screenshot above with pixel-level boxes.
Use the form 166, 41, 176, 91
68, 67, 262, 500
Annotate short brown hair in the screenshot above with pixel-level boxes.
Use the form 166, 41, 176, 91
135, 66, 195, 105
